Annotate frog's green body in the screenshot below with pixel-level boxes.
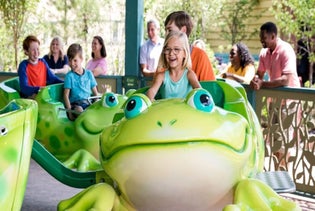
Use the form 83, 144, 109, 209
34, 83, 128, 162
58, 81, 300, 211
0, 99, 38, 211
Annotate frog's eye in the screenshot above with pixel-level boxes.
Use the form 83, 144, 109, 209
186, 88, 214, 112
124, 94, 151, 119
102, 92, 118, 108
0, 126, 8, 136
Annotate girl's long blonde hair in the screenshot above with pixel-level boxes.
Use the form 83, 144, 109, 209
157, 31, 192, 72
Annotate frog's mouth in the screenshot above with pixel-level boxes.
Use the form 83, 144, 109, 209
101, 107, 253, 162
80, 119, 104, 135
101, 134, 251, 162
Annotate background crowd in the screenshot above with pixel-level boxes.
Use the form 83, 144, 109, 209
17, 10, 312, 119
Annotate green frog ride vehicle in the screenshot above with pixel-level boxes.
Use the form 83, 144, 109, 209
58, 81, 300, 211
0, 77, 128, 171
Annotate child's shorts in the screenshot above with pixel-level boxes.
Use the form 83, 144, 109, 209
71, 99, 91, 110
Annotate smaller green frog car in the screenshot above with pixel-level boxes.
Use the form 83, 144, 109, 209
34, 84, 128, 168
58, 82, 300, 211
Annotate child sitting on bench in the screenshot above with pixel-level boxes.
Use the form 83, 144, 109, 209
63, 43, 98, 120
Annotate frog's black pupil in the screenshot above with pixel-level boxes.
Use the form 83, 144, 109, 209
127, 99, 136, 111
200, 94, 210, 106
109, 95, 115, 103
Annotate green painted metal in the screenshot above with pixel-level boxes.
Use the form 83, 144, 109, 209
31, 140, 106, 188
124, 0, 143, 85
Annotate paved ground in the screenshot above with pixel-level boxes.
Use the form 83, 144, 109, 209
281, 193, 315, 211
21, 159, 83, 211
21, 159, 315, 211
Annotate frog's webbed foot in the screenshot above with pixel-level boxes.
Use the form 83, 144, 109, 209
58, 183, 120, 211
223, 178, 301, 211
63, 149, 102, 171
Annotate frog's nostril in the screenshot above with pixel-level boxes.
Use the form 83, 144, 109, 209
0, 126, 8, 136
169, 119, 177, 126
157, 119, 177, 127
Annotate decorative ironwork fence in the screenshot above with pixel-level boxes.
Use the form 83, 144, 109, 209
246, 86, 315, 195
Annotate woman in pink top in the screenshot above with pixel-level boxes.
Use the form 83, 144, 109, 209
86, 36, 107, 76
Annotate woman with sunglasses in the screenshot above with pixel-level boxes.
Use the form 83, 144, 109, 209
219, 42, 255, 84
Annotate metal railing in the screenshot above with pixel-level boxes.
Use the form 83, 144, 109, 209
245, 85, 315, 195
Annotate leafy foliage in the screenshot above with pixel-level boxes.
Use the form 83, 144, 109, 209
0, 0, 125, 74
218, 0, 261, 45
144, 0, 222, 43
0, 0, 39, 69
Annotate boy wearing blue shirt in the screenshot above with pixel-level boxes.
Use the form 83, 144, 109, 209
63, 43, 98, 120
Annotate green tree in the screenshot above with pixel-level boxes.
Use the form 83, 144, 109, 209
44, 0, 100, 44
218, 0, 261, 45
144, 0, 222, 43
272, 0, 315, 87
47, 0, 75, 45
0, 0, 124, 74
0, 0, 39, 70
0, 21, 13, 71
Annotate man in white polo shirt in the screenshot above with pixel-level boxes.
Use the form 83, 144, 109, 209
139, 18, 164, 77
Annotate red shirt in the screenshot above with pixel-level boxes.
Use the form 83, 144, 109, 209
18, 58, 63, 97
26, 61, 47, 87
